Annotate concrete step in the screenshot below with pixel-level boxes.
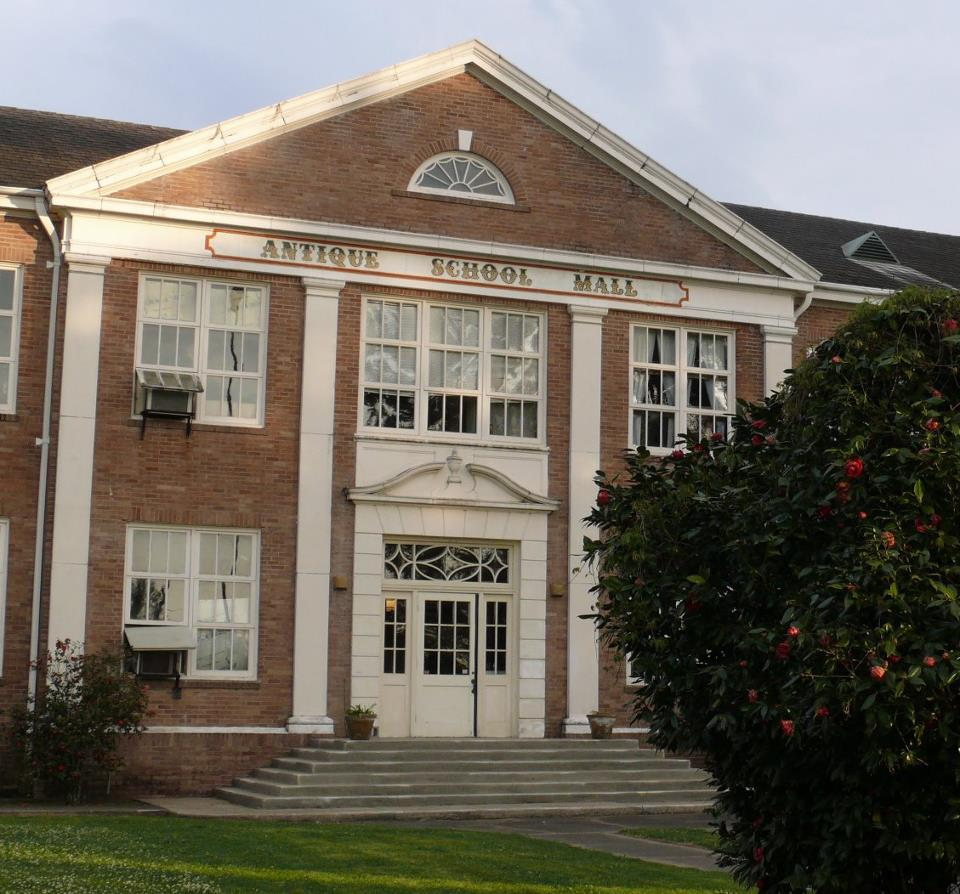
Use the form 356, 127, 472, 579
273, 755, 689, 774
251, 766, 706, 786
215, 785, 713, 811
306, 737, 645, 751
285, 747, 666, 765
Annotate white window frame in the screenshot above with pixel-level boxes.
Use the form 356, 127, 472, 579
628, 324, 736, 454
626, 653, 643, 686
358, 296, 546, 446
408, 152, 515, 205
0, 264, 23, 415
0, 519, 8, 672
123, 524, 260, 680
133, 274, 269, 427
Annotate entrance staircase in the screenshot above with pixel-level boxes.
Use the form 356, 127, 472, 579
216, 738, 714, 817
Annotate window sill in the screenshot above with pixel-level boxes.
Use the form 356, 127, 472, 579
0, 413, 18, 422
356, 432, 550, 454
144, 678, 261, 690
390, 189, 530, 213
125, 417, 267, 436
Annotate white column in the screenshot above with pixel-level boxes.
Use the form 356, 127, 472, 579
287, 276, 346, 735
761, 324, 797, 395
564, 304, 607, 736
47, 254, 110, 652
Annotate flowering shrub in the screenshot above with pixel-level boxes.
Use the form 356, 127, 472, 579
585, 287, 960, 892
9, 640, 147, 803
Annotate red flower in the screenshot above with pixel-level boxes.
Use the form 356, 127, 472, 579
685, 596, 702, 615
775, 641, 791, 660
751, 419, 767, 430
817, 505, 833, 520
751, 434, 764, 446
844, 457, 864, 479
670, 449, 684, 460
816, 706, 830, 718
881, 531, 896, 549
931, 389, 943, 398
925, 418, 941, 432
870, 665, 886, 681
753, 845, 765, 863
738, 659, 748, 668
831, 355, 842, 364
597, 489, 611, 507
747, 689, 759, 703
943, 318, 958, 333
888, 654, 901, 665
819, 634, 832, 648
765, 435, 777, 446
836, 480, 850, 493
930, 514, 942, 527
787, 625, 799, 638
915, 517, 929, 533
924, 656, 937, 668
57, 764, 65, 772
780, 719, 795, 736
710, 431, 723, 443
692, 443, 706, 453
944, 651, 952, 660
858, 511, 868, 521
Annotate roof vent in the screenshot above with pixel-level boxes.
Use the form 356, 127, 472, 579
842, 231, 899, 264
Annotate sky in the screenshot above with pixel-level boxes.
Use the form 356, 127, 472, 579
5, 0, 958, 234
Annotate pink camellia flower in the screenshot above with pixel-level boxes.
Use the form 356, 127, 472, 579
816, 706, 830, 718
925, 418, 941, 432
787, 625, 800, 638
881, 531, 896, 549
753, 846, 765, 863
870, 665, 886, 681
844, 457, 864, 479
765, 435, 777, 446
930, 514, 943, 527
858, 511, 868, 520
775, 641, 791, 660
747, 689, 759, 703
710, 431, 723, 443
915, 518, 928, 533
817, 505, 833, 520
924, 656, 937, 668
931, 389, 943, 398
751, 434, 764, 447
739, 659, 748, 668
670, 449, 684, 460
888, 654, 901, 665
831, 355, 842, 364
780, 719, 795, 736
692, 443, 706, 454
819, 633, 832, 648
751, 419, 766, 430
943, 318, 958, 333
597, 489, 611, 507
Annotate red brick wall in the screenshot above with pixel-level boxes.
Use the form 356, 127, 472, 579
83, 259, 304, 730
794, 303, 855, 367
115, 75, 762, 275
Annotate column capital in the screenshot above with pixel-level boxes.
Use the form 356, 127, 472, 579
568, 304, 608, 325
761, 323, 798, 343
63, 252, 111, 274
302, 276, 346, 299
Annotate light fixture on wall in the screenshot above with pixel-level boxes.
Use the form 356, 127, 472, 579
550, 582, 565, 598
332, 575, 349, 590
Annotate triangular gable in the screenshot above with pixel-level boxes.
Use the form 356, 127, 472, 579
45, 40, 820, 282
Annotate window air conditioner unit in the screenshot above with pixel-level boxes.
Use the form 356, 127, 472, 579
124, 625, 197, 698
135, 368, 203, 438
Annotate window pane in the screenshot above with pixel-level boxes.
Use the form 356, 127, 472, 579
218, 534, 238, 575
364, 345, 381, 384
491, 313, 506, 349
647, 329, 662, 364
400, 304, 417, 341
445, 352, 462, 388
131, 530, 150, 572
168, 532, 187, 575
235, 535, 253, 577
196, 629, 213, 669
381, 345, 399, 384
243, 289, 262, 328
0, 365, 8, 408
382, 303, 399, 340
462, 396, 478, 434
427, 394, 443, 431
715, 335, 729, 371
148, 531, 169, 574
429, 307, 444, 344
687, 333, 700, 367
522, 402, 537, 439
444, 395, 461, 432
177, 328, 195, 368
522, 358, 538, 395
160, 280, 179, 320
523, 316, 539, 353
429, 350, 443, 387
490, 355, 505, 392
0, 317, 11, 357
506, 401, 522, 437
507, 314, 522, 351
129, 579, 147, 620
489, 400, 505, 436
197, 580, 216, 622
208, 285, 226, 324
463, 353, 479, 390
505, 357, 522, 394
714, 377, 729, 412
464, 310, 480, 347
165, 579, 185, 623
158, 326, 178, 367
233, 630, 250, 671
0, 270, 15, 311
213, 630, 232, 671
366, 301, 382, 338
199, 533, 217, 575
179, 282, 198, 322
241, 378, 258, 419
242, 333, 260, 373
143, 278, 161, 318
140, 324, 159, 365
363, 390, 380, 426
701, 335, 715, 370
445, 308, 462, 346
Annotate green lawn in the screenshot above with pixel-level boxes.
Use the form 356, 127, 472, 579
0, 816, 739, 893
619, 827, 718, 852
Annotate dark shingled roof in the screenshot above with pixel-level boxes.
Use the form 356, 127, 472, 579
0, 106, 185, 189
727, 203, 960, 290
0, 107, 955, 292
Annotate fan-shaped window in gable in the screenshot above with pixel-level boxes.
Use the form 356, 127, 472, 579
409, 153, 514, 204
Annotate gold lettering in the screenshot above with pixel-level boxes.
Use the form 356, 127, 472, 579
260, 239, 279, 259
609, 277, 625, 296
445, 260, 461, 278
348, 249, 367, 268
573, 274, 593, 292
299, 243, 314, 263
481, 264, 498, 282
329, 248, 346, 267
500, 266, 517, 285
593, 277, 609, 295
316, 246, 327, 264
461, 262, 480, 280
365, 251, 380, 270
431, 259, 445, 277
624, 279, 638, 297
518, 268, 532, 287
280, 241, 297, 261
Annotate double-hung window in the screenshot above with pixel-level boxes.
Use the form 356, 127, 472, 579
135, 275, 267, 426
125, 525, 259, 678
361, 299, 544, 442
0, 266, 22, 414
630, 325, 733, 451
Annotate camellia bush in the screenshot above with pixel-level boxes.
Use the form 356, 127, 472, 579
9, 640, 147, 803
585, 287, 960, 892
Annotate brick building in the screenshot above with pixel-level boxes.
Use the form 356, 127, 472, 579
1, 41, 957, 794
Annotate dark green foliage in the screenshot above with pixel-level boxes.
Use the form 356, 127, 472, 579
585, 288, 960, 892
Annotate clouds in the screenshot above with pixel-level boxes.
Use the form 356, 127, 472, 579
3, 0, 957, 233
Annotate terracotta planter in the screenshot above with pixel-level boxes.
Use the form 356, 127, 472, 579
587, 713, 616, 740
345, 715, 376, 740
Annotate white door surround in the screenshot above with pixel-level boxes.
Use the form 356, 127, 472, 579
348, 451, 557, 738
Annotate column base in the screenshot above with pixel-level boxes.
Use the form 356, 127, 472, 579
287, 715, 336, 735
562, 716, 592, 737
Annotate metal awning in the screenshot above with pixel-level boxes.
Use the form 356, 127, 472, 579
124, 625, 196, 651
136, 368, 204, 393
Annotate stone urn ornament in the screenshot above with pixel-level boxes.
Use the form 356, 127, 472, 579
587, 711, 616, 740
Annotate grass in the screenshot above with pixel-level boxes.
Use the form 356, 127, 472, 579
0, 815, 741, 893
619, 827, 719, 852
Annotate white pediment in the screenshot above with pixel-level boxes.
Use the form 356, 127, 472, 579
348, 450, 557, 512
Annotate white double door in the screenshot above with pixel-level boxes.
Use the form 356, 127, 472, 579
381, 590, 513, 737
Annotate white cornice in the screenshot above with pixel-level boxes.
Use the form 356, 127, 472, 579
52, 195, 816, 296
43, 39, 820, 284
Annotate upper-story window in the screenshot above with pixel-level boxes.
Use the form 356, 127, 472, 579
409, 152, 515, 205
134, 275, 268, 426
630, 324, 734, 452
361, 298, 544, 443
0, 266, 22, 414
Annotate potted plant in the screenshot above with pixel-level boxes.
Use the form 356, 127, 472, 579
345, 704, 377, 740
587, 710, 616, 740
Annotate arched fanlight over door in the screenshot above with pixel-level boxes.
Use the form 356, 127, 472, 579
409, 152, 515, 204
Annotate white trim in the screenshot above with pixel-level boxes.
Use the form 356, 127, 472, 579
0, 264, 23, 414
44, 39, 818, 282
409, 151, 515, 205
0, 519, 7, 672
144, 726, 289, 734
